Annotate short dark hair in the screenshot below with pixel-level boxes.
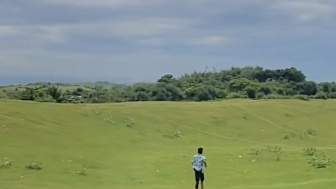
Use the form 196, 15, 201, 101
198, 147, 203, 154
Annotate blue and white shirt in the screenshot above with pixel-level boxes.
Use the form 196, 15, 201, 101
192, 154, 206, 172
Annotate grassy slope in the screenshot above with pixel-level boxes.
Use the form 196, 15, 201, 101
1, 99, 336, 189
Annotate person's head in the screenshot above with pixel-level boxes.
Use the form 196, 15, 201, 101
198, 147, 203, 154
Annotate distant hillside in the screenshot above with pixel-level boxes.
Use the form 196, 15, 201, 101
0, 66, 335, 103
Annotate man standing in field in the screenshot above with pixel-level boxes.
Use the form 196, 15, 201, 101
192, 147, 207, 189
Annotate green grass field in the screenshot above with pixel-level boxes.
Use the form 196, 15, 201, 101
1, 99, 336, 189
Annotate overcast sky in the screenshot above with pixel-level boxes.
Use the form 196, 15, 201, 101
1, 0, 336, 85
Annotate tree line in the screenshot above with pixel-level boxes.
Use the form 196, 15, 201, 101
1, 66, 335, 103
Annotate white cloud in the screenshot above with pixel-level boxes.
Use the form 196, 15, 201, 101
0, 26, 19, 37
0, 17, 193, 41
273, 0, 335, 22
135, 35, 233, 47
37, 0, 158, 8
107, 18, 194, 38
0, 17, 196, 50
0, 25, 68, 45
189, 36, 231, 46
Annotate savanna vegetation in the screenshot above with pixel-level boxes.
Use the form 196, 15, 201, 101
1, 99, 336, 189
1, 66, 336, 189
1, 66, 335, 103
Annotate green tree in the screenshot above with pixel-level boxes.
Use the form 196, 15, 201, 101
301, 81, 317, 96
165, 84, 184, 101
131, 91, 150, 101
228, 78, 252, 92
194, 86, 213, 101
20, 86, 44, 101
258, 85, 272, 95
47, 84, 62, 102
245, 86, 257, 99
320, 83, 331, 93
152, 85, 170, 101
158, 74, 175, 84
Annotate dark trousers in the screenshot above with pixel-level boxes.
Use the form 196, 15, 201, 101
194, 169, 204, 189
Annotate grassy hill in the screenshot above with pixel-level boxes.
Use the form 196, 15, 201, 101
1, 99, 336, 189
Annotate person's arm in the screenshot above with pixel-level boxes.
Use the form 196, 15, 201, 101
203, 157, 207, 167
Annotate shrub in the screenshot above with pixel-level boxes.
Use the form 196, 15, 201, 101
264, 94, 286, 99
290, 130, 296, 137
256, 92, 264, 99
281, 95, 291, 99
227, 92, 247, 99
308, 153, 335, 168
76, 163, 88, 175
173, 131, 182, 138
306, 129, 316, 136
276, 88, 285, 95
94, 108, 103, 116
244, 86, 257, 99
104, 116, 115, 124
303, 147, 316, 156
26, 162, 42, 170
328, 92, 336, 99
285, 88, 295, 96
34, 95, 55, 102
314, 92, 328, 100
267, 146, 282, 153
249, 146, 283, 161
268, 146, 282, 161
0, 158, 12, 168
294, 95, 309, 101
125, 116, 136, 127
249, 148, 261, 155
77, 88, 84, 93
258, 86, 272, 95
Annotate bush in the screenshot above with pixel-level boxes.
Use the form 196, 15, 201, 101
308, 152, 335, 169
267, 146, 282, 153
34, 95, 55, 102
303, 147, 316, 156
276, 88, 285, 95
125, 116, 136, 127
173, 131, 182, 138
328, 92, 336, 99
256, 92, 264, 99
258, 86, 272, 95
77, 88, 84, 93
294, 95, 309, 101
227, 92, 247, 99
244, 86, 257, 99
0, 158, 12, 168
315, 92, 328, 100
76, 163, 88, 175
306, 129, 316, 136
26, 162, 42, 170
248, 146, 283, 162
249, 148, 261, 155
264, 94, 289, 99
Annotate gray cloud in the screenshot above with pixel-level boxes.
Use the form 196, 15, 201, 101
1, 0, 336, 85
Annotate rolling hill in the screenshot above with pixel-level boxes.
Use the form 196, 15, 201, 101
1, 99, 336, 189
